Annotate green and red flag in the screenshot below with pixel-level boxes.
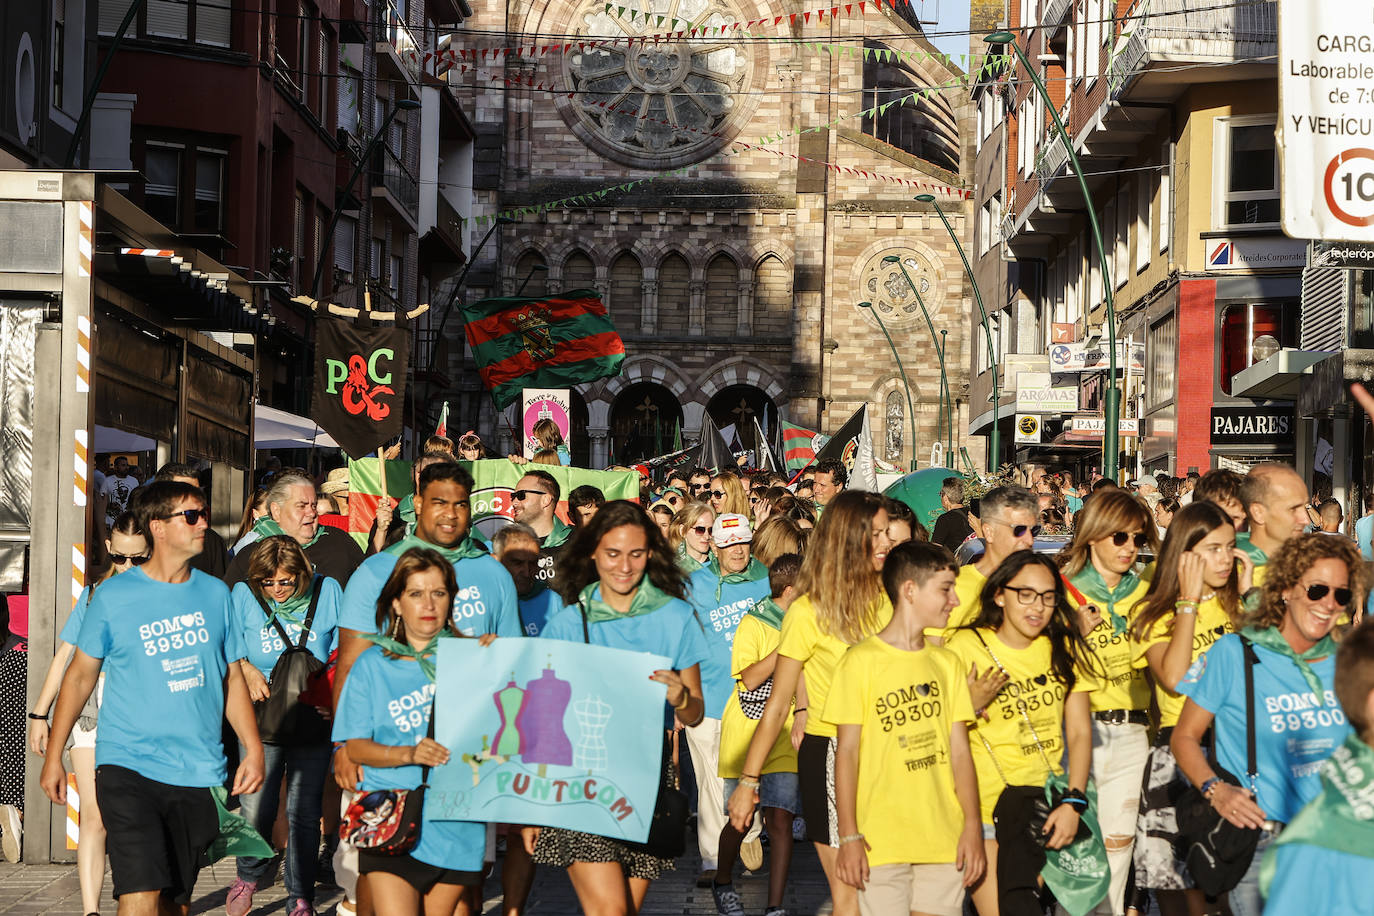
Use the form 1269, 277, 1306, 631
462, 289, 625, 409
347, 456, 414, 549
780, 418, 820, 472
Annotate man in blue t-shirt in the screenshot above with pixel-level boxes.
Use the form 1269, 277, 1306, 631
333, 462, 518, 787
40, 481, 264, 913
492, 522, 563, 637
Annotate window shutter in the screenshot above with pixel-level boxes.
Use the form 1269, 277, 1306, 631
98, 0, 137, 35
196, 0, 231, 46
146, 0, 188, 38
1300, 266, 1349, 351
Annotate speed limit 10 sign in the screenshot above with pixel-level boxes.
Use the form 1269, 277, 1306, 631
1278, 0, 1374, 239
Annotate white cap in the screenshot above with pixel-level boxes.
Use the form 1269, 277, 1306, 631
711, 514, 752, 547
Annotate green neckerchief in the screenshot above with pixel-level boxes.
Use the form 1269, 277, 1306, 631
746, 596, 786, 630
705, 555, 769, 602
1241, 625, 1337, 704
397, 493, 417, 535
1071, 564, 1140, 636
1259, 733, 1374, 896
260, 586, 312, 628
578, 579, 674, 624
252, 515, 322, 549
1235, 532, 1268, 567
203, 786, 273, 865
677, 541, 706, 573
384, 532, 488, 564
542, 517, 573, 550
361, 631, 452, 682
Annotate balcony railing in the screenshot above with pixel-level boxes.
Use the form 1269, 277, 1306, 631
1043, 0, 1073, 32
1035, 132, 1069, 184
1109, 0, 1277, 98
375, 0, 422, 83
373, 145, 419, 218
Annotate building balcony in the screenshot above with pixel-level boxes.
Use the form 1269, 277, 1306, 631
1109, 0, 1277, 101
375, 0, 422, 88
1042, 0, 1073, 34
1035, 132, 1069, 185
371, 146, 419, 228
420, 192, 468, 268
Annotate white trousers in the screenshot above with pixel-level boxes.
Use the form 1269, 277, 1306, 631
684, 716, 760, 870
1090, 720, 1150, 916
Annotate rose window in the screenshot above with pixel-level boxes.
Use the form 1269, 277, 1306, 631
857, 249, 942, 328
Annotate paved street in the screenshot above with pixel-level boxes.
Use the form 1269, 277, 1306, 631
0, 842, 832, 915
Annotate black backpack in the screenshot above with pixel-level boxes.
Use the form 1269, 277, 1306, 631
254, 576, 331, 745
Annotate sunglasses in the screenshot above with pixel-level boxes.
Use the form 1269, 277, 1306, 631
1110, 531, 1150, 549
690, 525, 711, 535
993, 519, 1042, 538
710, 490, 727, 498
109, 552, 148, 566
159, 508, 209, 525
260, 578, 297, 590
690, 484, 708, 492
511, 489, 548, 502
1303, 583, 1353, 606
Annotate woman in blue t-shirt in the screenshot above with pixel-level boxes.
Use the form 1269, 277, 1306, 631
333, 547, 492, 915
523, 500, 708, 916
1172, 533, 1367, 916
27, 511, 146, 916
226, 535, 341, 916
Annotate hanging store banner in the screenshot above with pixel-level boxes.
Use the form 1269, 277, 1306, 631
522, 388, 572, 459
1014, 414, 1042, 445
312, 318, 410, 459
429, 638, 670, 843
1015, 372, 1079, 413
1210, 407, 1295, 446
1278, 0, 1374, 241
1067, 416, 1139, 439
1048, 341, 1145, 374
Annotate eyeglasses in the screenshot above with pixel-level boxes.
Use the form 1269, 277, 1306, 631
158, 508, 209, 525
689, 484, 708, 493
690, 525, 711, 535
109, 553, 148, 566
1005, 586, 1058, 607
1110, 531, 1150, 549
710, 490, 727, 498
260, 577, 297, 590
511, 489, 549, 502
1303, 583, 1353, 606
991, 518, 1041, 539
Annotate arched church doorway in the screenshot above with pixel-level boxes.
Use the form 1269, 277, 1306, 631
610, 382, 683, 465
707, 384, 777, 465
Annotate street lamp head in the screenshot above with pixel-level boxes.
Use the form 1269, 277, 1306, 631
914, 193, 936, 203
985, 31, 1016, 44
857, 301, 873, 309
882, 255, 901, 263
532, 264, 548, 272
495, 216, 515, 225
394, 98, 423, 111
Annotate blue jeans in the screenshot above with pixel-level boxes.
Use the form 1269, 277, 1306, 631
236, 742, 333, 905
1227, 826, 1279, 916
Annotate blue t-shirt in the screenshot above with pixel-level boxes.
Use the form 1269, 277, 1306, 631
338, 548, 520, 638
229, 578, 342, 678
1178, 634, 1350, 823
1356, 514, 1374, 561
685, 567, 770, 719
1264, 842, 1368, 912
60, 586, 95, 644
517, 587, 563, 637
332, 647, 486, 871
76, 567, 245, 787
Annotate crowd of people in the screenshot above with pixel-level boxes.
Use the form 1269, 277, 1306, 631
3, 427, 1373, 916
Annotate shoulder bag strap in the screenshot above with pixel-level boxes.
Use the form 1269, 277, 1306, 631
419, 697, 438, 786
1240, 635, 1259, 793
295, 575, 323, 649
974, 630, 1058, 774
579, 599, 590, 644
252, 590, 297, 649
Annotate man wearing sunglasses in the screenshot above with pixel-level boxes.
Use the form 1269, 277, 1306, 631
688, 467, 713, 501
940, 486, 1041, 637
226, 472, 364, 588
41, 481, 265, 916
155, 462, 229, 579
510, 469, 574, 589
1238, 463, 1310, 588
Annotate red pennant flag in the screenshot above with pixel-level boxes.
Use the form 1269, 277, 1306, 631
831, 6, 840, 16
804, 11, 811, 22
774, 15, 783, 24
845, 3, 852, 12
789, 13, 797, 23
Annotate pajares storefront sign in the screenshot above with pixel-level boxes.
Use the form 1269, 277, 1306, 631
1210, 407, 1295, 445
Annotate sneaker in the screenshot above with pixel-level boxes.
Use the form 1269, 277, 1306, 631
224, 878, 257, 916
764, 908, 790, 916
287, 900, 314, 916
740, 835, 764, 871
695, 868, 717, 888
315, 841, 338, 888
711, 882, 746, 916
0, 804, 20, 863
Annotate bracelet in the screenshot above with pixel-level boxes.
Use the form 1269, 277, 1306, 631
837, 833, 865, 846
1174, 599, 1198, 615
1061, 796, 1089, 809
28, 712, 47, 721
738, 776, 761, 790
674, 690, 692, 711
1200, 776, 1222, 798
793, 707, 808, 714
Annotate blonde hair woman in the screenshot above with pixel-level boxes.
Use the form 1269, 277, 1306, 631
751, 516, 805, 568
710, 473, 750, 518
669, 501, 715, 573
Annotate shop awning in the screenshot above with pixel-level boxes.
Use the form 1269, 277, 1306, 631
93, 248, 272, 335
254, 403, 338, 449
1231, 349, 1332, 400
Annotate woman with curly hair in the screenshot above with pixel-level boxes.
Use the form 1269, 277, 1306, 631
726, 491, 894, 916
1171, 533, 1366, 916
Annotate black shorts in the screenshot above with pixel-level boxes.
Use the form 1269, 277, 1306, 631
94, 765, 219, 904
797, 733, 837, 847
358, 849, 483, 893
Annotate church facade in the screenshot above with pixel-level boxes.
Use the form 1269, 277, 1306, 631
448, 0, 980, 469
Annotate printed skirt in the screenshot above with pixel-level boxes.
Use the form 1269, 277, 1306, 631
532, 827, 675, 881
1132, 730, 1195, 891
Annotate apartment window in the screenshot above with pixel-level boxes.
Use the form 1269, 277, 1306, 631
1018, 97, 1033, 177
390, 255, 404, 297
193, 151, 225, 232
335, 216, 356, 273
98, 0, 229, 44
1084, 0, 1103, 81
53, 0, 66, 109
1089, 225, 1103, 308
1067, 238, 1082, 322
976, 315, 998, 373
1215, 117, 1280, 228
977, 91, 1003, 151
146, 0, 187, 38
1136, 173, 1151, 272
314, 206, 327, 284
294, 193, 306, 290
1160, 142, 1172, 253
298, 5, 312, 100
1219, 303, 1294, 394
144, 143, 183, 227
1114, 186, 1129, 289
369, 239, 384, 280
318, 26, 330, 122
1147, 312, 1177, 408
979, 194, 1002, 255
196, 0, 230, 46
338, 65, 361, 134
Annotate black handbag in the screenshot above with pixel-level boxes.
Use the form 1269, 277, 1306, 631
1174, 636, 1262, 898
254, 577, 330, 745
581, 603, 689, 858
339, 698, 435, 855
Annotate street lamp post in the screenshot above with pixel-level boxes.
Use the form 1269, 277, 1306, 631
985, 31, 1121, 479
915, 193, 1001, 471
310, 97, 423, 299
516, 263, 549, 295
858, 301, 920, 471
883, 256, 954, 468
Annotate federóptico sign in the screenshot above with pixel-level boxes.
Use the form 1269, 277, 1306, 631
1278, 0, 1374, 240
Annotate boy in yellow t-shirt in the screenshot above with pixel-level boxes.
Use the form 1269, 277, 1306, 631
826, 541, 983, 916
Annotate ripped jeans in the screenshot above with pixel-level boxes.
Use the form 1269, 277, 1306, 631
1088, 719, 1150, 916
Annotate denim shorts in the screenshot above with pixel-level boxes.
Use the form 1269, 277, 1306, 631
723, 772, 801, 816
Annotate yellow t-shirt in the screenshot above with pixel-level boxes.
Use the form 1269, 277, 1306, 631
719, 614, 796, 778
823, 636, 975, 866
928, 564, 987, 639
778, 592, 894, 739
944, 628, 1093, 824
1130, 595, 1235, 728
1071, 575, 1152, 713
1251, 561, 1268, 589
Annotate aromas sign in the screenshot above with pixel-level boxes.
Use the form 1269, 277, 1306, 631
1210, 407, 1295, 445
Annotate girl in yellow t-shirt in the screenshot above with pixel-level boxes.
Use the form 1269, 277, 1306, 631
725, 491, 895, 916
1128, 500, 1249, 915
1056, 489, 1157, 916
944, 550, 1097, 916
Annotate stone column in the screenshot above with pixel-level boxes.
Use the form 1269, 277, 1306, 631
641, 275, 658, 334
688, 280, 705, 336
736, 276, 753, 336
588, 426, 610, 468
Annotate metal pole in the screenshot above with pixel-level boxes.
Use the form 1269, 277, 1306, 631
917, 195, 1001, 472
515, 263, 548, 295
940, 328, 952, 466
858, 302, 919, 471
65, 0, 147, 166
986, 32, 1120, 479
310, 99, 421, 298
885, 257, 954, 469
